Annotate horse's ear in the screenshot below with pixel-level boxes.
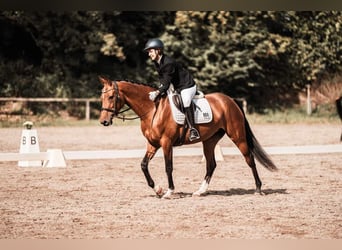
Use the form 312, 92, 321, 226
98, 75, 108, 85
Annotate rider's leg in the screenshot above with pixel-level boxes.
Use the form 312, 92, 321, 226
184, 107, 200, 141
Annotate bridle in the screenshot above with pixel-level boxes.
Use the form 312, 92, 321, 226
100, 80, 140, 121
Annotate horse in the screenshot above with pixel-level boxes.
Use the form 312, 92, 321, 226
99, 76, 278, 199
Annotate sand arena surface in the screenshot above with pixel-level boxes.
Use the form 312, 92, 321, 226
0, 123, 341, 239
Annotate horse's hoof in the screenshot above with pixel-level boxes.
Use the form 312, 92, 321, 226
154, 185, 164, 197
192, 191, 204, 197
255, 190, 265, 196
161, 189, 174, 199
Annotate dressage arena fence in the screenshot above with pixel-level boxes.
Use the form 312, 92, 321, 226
0, 97, 100, 121
0, 97, 249, 121
0, 144, 342, 168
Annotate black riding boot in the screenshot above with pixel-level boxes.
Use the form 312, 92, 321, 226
184, 107, 200, 141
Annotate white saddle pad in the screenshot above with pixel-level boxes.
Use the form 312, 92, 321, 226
167, 91, 213, 125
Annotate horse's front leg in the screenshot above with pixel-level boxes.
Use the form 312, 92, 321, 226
161, 144, 175, 199
141, 143, 161, 195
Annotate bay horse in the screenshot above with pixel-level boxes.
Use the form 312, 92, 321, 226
99, 76, 277, 199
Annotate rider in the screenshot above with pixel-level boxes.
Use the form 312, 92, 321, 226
144, 38, 200, 141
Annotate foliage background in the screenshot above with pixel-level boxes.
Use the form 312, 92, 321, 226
1, 11, 341, 114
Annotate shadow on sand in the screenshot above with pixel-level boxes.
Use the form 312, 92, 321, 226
203, 188, 288, 196
150, 188, 288, 199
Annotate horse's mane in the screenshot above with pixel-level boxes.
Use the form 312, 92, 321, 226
120, 79, 157, 88
99, 75, 157, 89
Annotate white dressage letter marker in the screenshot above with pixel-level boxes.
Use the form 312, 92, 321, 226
18, 122, 42, 167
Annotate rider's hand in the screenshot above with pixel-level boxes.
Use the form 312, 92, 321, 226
149, 91, 159, 101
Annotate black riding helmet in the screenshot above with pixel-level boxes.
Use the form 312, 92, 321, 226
144, 38, 164, 51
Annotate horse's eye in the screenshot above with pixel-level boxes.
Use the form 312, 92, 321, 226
108, 96, 114, 100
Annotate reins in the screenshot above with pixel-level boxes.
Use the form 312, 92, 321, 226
101, 106, 138, 121
114, 109, 143, 121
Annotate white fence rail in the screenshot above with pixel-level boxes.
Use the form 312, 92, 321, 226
1, 97, 249, 120
1, 97, 248, 120
0, 97, 100, 121
0, 144, 341, 167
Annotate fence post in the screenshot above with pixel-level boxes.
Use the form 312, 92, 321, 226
306, 84, 312, 115
242, 99, 247, 114
0, 97, 98, 121
85, 100, 90, 121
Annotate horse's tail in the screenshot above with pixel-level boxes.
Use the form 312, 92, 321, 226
245, 119, 278, 171
234, 100, 278, 171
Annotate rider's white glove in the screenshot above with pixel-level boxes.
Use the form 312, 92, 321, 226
149, 91, 159, 101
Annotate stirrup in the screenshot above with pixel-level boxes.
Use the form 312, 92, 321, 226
189, 128, 200, 141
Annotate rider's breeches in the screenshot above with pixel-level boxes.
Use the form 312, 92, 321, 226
180, 85, 197, 108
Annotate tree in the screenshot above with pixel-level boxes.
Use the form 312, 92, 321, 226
0, 11, 175, 98
160, 11, 342, 111
1, 11, 341, 114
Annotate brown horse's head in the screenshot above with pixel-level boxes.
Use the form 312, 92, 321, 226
99, 76, 124, 126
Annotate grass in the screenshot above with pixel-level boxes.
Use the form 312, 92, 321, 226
246, 106, 340, 124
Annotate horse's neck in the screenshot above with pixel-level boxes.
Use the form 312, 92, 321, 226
119, 81, 155, 118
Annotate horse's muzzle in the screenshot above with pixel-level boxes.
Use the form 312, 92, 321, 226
100, 119, 112, 126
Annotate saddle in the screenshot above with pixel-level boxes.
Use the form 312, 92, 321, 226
167, 85, 212, 125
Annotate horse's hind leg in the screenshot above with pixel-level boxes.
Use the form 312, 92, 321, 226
193, 129, 225, 196
245, 148, 263, 194
227, 121, 263, 194
234, 140, 263, 194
